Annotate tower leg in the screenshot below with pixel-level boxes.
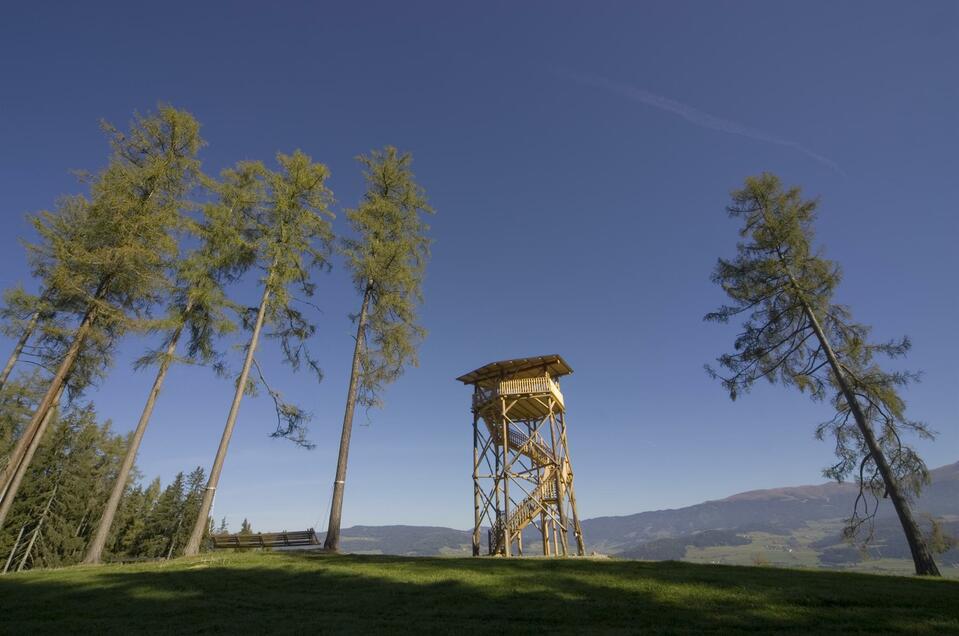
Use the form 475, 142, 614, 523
568, 481, 586, 556
558, 411, 586, 556
549, 407, 570, 557
493, 416, 502, 555
541, 513, 549, 556
472, 413, 480, 557
500, 398, 511, 557
552, 518, 560, 556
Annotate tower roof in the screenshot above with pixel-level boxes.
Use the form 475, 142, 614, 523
455, 354, 573, 385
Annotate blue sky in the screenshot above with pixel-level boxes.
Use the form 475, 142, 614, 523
0, 1, 955, 532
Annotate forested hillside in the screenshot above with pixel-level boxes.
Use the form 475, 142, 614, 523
0, 371, 208, 570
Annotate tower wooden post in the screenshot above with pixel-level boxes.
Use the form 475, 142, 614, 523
472, 413, 481, 557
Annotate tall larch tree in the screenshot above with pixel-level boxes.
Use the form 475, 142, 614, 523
83, 184, 250, 563
324, 147, 433, 552
0, 105, 202, 528
706, 173, 940, 576
183, 151, 334, 556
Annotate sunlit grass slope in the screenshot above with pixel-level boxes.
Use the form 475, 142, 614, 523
2, 551, 957, 634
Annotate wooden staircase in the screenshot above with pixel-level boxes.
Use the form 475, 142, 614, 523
483, 419, 569, 555
489, 465, 558, 554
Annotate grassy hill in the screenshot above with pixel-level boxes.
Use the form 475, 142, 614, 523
2, 551, 957, 634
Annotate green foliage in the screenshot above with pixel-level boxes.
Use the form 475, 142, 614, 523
253, 151, 334, 376
342, 146, 433, 408
22, 105, 204, 398
103, 466, 208, 561
0, 371, 48, 461
107, 479, 157, 558
0, 286, 50, 340
209, 151, 335, 446
28, 105, 202, 325
0, 375, 206, 568
706, 173, 935, 540
0, 402, 125, 569
132, 172, 255, 376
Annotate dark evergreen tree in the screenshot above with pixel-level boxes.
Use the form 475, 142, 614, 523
0, 403, 124, 570
170, 467, 207, 556
105, 480, 149, 558
138, 472, 186, 558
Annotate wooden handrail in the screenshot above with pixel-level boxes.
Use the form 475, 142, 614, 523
489, 465, 558, 553
472, 376, 565, 410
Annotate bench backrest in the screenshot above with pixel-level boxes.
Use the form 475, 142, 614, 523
210, 528, 320, 549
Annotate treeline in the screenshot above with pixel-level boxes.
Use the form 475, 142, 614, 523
0, 104, 432, 570
0, 371, 207, 570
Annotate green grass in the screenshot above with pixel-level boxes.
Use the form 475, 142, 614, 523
2, 551, 957, 634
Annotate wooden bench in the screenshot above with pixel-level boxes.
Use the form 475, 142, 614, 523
210, 528, 321, 550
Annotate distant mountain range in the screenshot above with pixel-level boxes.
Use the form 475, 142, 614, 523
317, 461, 959, 573
582, 461, 958, 552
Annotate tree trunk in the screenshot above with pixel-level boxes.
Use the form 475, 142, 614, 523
166, 515, 183, 560
0, 310, 39, 392
3, 524, 26, 574
0, 301, 98, 500
324, 283, 372, 552
18, 482, 57, 572
84, 314, 188, 564
0, 385, 65, 528
800, 299, 941, 576
183, 279, 272, 556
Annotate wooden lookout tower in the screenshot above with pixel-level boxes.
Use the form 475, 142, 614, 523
457, 355, 585, 557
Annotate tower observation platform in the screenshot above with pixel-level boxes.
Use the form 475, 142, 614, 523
457, 354, 585, 557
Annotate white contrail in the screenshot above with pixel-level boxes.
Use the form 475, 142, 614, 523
559, 70, 842, 174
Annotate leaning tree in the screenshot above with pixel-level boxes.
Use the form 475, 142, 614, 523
0, 106, 202, 529
183, 151, 334, 556
706, 173, 940, 576
83, 186, 251, 563
324, 147, 433, 552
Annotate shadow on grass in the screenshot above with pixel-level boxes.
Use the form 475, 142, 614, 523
1, 552, 956, 634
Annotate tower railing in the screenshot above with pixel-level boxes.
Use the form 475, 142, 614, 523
472, 376, 564, 410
